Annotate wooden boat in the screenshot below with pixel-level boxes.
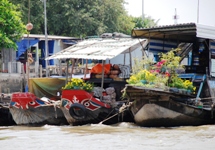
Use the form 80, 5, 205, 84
60, 89, 130, 125
124, 23, 215, 127
9, 92, 68, 126
45, 37, 146, 125
125, 79, 215, 127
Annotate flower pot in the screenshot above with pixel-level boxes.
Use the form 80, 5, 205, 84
178, 89, 183, 94
187, 90, 191, 95
179, 89, 187, 94
169, 87, 179, 93
73, 86, 80, 89
141, 80, 148, 84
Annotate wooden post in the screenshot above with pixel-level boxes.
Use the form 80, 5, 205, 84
84, 59, 88, 79
39, 65, 42, 77
8, 62, 11, 73
100, 60, 105, 100
21, 63, 26, 90
66, 60, 69, 84
35, 44, 39, 77
70, 58, 75, 79
124, 53, 126, 65
26, 61, 29, 90
129, 48, 132, 70
59, 59, 62, 76
17, 62, 22, 74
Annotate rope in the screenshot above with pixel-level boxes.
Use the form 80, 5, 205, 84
98, 102, 133, 124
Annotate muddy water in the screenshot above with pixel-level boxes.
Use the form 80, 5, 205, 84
0, 123, 215, 150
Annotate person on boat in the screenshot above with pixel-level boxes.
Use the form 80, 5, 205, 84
27, 50, 34, 65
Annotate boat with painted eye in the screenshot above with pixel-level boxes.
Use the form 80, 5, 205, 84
9, 92, 68, 126
61, 90, 132, 126
45, 36, 148, 126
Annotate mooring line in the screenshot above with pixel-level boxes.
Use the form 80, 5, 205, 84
99, 102, 133, 124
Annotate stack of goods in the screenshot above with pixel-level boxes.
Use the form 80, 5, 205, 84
117, 64, 130, 78
102, 87, 116, 105
90, 63, 111, 78
92, 87, 104, 98
90, 63, 130, 80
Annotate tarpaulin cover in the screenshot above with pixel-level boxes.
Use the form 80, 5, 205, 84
29, 78, 66, 99
16, 39, 39, 59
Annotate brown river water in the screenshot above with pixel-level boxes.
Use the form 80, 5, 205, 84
0, 123, 215, 150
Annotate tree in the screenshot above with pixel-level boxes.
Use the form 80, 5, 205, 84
0, 0, 26, 50
9, 0, 135, 37
9, 0, 158, 37
133, 16, 159, 28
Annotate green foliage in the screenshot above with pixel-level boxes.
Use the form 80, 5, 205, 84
9, 0, 158, 37
132, 16, 159, 28
132, 56, 154, 75
0, 0, 26, 50
127, 48, 196, 92
158, 48, 183, 74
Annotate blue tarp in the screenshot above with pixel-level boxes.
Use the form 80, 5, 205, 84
16, 39, 39, 60
39, 40, 55, 67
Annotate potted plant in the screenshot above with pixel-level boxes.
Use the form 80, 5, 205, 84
132, 56, 154, 75
62, 78, 94, 92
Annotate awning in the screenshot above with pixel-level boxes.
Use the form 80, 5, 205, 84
46, 38, 148, 60
131, 23, 215, 42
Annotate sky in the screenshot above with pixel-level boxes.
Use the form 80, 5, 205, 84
124, 0, 215, 26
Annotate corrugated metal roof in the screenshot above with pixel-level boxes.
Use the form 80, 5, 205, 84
132, 23, 215, 41
46, 38, 148, 60
23, 34, 79, 40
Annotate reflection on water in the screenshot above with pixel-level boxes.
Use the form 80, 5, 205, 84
0, 123, 215, 150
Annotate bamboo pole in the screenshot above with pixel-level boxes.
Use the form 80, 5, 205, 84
70, 58, 75, 79
129, 48, 132, 70
21, 63, 26, 91
84, 59, 88, 79
66, 60, 69, 84
100, 60, 105, 100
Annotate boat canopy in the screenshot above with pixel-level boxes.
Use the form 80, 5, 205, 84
132, 23, 215, 42
45, 38, 148, 60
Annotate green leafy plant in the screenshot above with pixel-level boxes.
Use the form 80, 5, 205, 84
157, 48, 183, 74
132, 56, 154, 75
127, 48, 196, 91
